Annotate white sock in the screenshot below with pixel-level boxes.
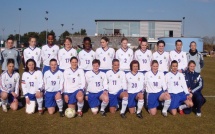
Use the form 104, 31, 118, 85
56, 99, 63, 112
100, 101, 108, 112
1, 99, 7, 105
137, 100, 144, 114
162, 99, 171, 113
179, 104, 188, 110
36, 98, 43, 110
77, 101, 84, 112
120, 97, 128, 114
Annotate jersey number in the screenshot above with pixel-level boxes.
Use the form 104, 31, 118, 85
96, 82, 100, 87
65, 58, 70, 63
142, 59, 147, 64
132, 83, 137, 88
112, 80, 117, 85
51, 81, 56, 86
153, 82, 158, 87
29, 82, 34, 87
86, 60, 90, 64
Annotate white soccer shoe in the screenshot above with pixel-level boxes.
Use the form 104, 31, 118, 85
162, 111, 168, 117
196, 113, 201, 117
0, 101, 2, 107
2, 104, 7, 112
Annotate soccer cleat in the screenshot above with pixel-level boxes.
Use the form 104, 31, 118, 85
120, 113, 126, 118
179, 109, 184, 115
162, 111, 168, 117
77, 111, 83, 117
2, 105, 7, 112
100, 111, 106, 117
196, 113, 201, 117
136, 113, 143, 119
38, 110, 44, 115
59, 111, 65, 117
0, 101, 2, 107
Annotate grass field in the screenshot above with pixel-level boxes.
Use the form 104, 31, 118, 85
0, 58, 215, 134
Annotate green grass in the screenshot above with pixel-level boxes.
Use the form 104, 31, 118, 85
0, 58, 215, 134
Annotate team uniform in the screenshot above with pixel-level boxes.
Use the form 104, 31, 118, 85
115, 48, 133, 73
78, 50, 96, 72
126, 72, 144, 114
106, 70, 127, 114
134, 49, 152, 73
58, 48, 77, 71
23, 46, 41, 69
152, 51, 170, 73
41, 45, 59, 74
170, 50, 187, 72
44, 69, 64, 112
95, 48, 115, 73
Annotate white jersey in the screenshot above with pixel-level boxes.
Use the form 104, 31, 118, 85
95, 48, 115, 70
41, 44, 59, 66
106, 70, 127, 94
23, 47, 41, 68
152, 51, 170, 72
78, 50, 96, 71
165, 72, 189, 94
134, 49, 152, 71
85, 71, 108, 93
58, 48, 77, 70
126, 72, 144, 94
115, 48, 134, 71
145, 71, 167, 93
0, 71, 20, 95
21, 70, 43, 96
170, 50, 188, 71
63, 68, 85, 93
44, 70, 64, 92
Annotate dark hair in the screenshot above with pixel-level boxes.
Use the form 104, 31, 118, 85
157, 40, 165, 46
28, 36, 37, 41
64, 37, 72, 43
92, 59, 100, 66
190, 41, 196, 47
101, 36, 109, 42
171, 60, 178, 66
130, 60, 140, 71
151, 60, 158, 66
121, 37, 128, 43
49, 58, 57, 64
188, 60, 196, 66
175, 39, 182, 45
7, 59, 15, 65
70, 56, 78, 62
112, 59, 119, 65
83, 37, 92, 49
7, 37, 14, 42
47, 33, 55, 39
25, 59, 37, 72
141, 37, 148, 43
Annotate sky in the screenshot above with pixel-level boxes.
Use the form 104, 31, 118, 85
0, 0, 215, 40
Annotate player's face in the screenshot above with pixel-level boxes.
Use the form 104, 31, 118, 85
84, 41, 91, 50
171, 63, 178, 72
64, 39, 72, 48
27, 61, 35, 72
140, 42, 147, 51
47, 35, 54, 45
188, 63, 196, 72
158, 43, 165, 52
50, 61, 57, 72
132, 64, 139, 72
112, 61, 119, 71
100, 39, 108, 48
71, 59, 78, 69
176, 42, 182, 51
92, 63, 100, 72
151, 63, 159, 72
29, 38, 36, 47
7, 40, 13, 48
190, 43, 196, 51
7, 63, 15, 72
121, 40, 128, 49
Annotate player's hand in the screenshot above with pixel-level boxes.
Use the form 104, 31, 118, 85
13, 98, 18, 103
26, 98, 30, 104
85, 96, 88, 101
11, 92, 18, 98
103, 90, 108, 95
64, 95, 69, 103
189, 93, 193, 98
188, 88, 192, 92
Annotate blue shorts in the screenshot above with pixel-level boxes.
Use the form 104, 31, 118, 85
99, 69, 109, 73
139, 71, 147, 74
88, 91, 104, 108
64, 90, 83, 104
164, 71, 168, 75
45, 91, 59, 108
128, 93, 139, 108
25, 93, 36, 101
42, 65, 59, 75
109, 90, 123, 107
147, 91, 163, 109
169, 92, 187, 110
0, 91, 15, 104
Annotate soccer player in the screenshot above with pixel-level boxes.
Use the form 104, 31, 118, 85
23, 36, 41, 69
126, 60, 144, 119
106, 59, 128, 118
152, 40, 170, 74
41, 33, 59, 74
115, 37, 133, 73
21, 59, 44, 114
44, 59, 64, 117
1, 37, 21, 72
58, 37, 77, 71
134, 37, 152, 74
165, 60, 193, 115
85, 59, 109, 116
145, 60, 171, 116
95, 37, 115, 73
184, 60, 206, 117
170, 40, 187, 73
64, 57, 85, 117
78, 37, 96, 72
0, 59, 20, 112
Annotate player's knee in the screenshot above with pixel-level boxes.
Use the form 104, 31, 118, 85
48, 110, 55, 115
55, 93, 62, 100
35, 92, 42, 98
122, 92, 128, 98
171, 111, 177, 116
1, 92, 8, 99
91, 107, 98, 114
10, 104, 18, 111
109, 108, 116, 114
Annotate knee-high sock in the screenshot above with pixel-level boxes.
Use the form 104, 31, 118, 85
162, 99, 171, 113
120, 97, 128, 114
137, 100, 144, 114
77, 101, 84, 112
1, 98, 7, 105
36, 98, 43, 110
100, 101, 108, 112
179, 104, 188, 110
56, 99, 63, 112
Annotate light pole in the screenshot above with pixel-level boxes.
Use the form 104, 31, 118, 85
14, 30, 16, 40
2, 28, 5, 41
45, 11, 48, 44
71, 23, 74, 37
61, 24, 64, 43
18, 8, 22, 45
183, 17, 185, 37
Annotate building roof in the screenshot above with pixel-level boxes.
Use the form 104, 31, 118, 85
95, 19, 182, 22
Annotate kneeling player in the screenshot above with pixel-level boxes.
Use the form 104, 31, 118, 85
85, 59, 109, 116
145, 60, 171, 116
126, 60, 144, 119
64, 57, 85, 117
44, 59, 64, 117
106, 59, 128, 118
0, 59, 20, 112
165, 60, 193, 115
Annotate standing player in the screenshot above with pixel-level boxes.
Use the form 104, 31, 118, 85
64, 57, 85, 117
126, 60, 144, 119
115, 37, 133, 73
152, 40, 170, 74
41, 33, 59, 74
78, 37, 95, 72
170, 40, 187, 73
106, 59, 128, 118
58, 37, 77, 71
21, 59, 44, 114
23, 36, 41, 69
96, 37, 115, 73
85, 59, 109, 116
0, 59, 20, 112
44, 59, 64, 117
145, 60, 171, 116
165, 60, 193, 115
134, 37, 152, 74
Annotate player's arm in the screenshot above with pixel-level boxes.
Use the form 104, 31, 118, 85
191, 75, 203, 93
23, 49, 27, 63
38, 71, 44, 91
21, 73, 28, 98
121, 72, 127, 91
14, 74, 20, 96
0, 74, 8, 92
161, 73, 167, 92
38, 49, 42, 67
80, 70, 85, 90
17, 50, 21, 66
181, 74, 189, 95
102, 74, 108, 91
183, 53, 188, 71
115, 50, 119, 59
200, 53, 204, 69
59, 72, 64, 93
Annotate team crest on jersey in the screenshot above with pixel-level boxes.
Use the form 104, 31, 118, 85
138, 78, 140, 81
128, 54, 130, 57
91, 55, 93, 57
194, 80, 197, 83
57, 76, 60, 79
179, 77, 180, 80
14, 79, 17, 82
77, 74, 80, 77
164, 56, 166, 59
158, 76, 161, 79
147, 55, 149, 57
52, 50, 55, 52
100, 76, 102, 79
35, 76, 37, 79
36, 52, 38, 55
71, 53, 73, 56
108, 53, 110, 56
3, 53, 7, 57
118, 75, 120, 78
182, 55, 184, 58
27, 77, 29, 79
6, 79, 8, 81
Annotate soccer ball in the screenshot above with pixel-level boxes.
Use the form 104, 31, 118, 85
65, 108, 76, 118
